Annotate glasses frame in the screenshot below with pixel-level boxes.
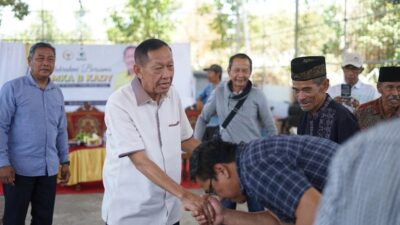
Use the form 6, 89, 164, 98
207, 178, 215, 195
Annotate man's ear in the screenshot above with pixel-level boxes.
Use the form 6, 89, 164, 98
134, 64, 142, 79
213, 163, 230, 178
321, 78, 330, 92
377, 83, 383, 94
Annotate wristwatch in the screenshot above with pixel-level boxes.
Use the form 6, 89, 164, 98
61, 161, 70, 166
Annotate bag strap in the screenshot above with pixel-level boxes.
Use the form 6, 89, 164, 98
221, 96, 248, 129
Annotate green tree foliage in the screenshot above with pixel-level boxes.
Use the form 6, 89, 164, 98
290, 0, 345, 58
0, 0, 29, 25
349, 0, 400, 67
198, 0, 243, 50
106, 0, 178, 43
19, 10, 62, 42
193, 0, 398, 84
320, 5, 342, 56
17, 10, 91, 43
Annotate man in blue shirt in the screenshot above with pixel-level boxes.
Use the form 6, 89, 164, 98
196, 64, 222, 141
0, 42, 70, 225
190, 135, 338, 225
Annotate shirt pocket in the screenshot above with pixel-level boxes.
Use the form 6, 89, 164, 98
47, 102, 63, 127
168, 121, 180, 127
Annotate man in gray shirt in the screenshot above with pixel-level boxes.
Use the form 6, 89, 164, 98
194, 53, 277, 143
194, 53, 277, 212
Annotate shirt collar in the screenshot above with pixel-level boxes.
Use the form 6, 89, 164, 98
310, 94, 332, 118
26, 71, 56, 90
374, 97, 400, 118
131, 76, 168, 105
353, 80, 362, 89
370, 98, 383, 115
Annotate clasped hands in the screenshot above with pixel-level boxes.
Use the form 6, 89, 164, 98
182, 191, 224, 225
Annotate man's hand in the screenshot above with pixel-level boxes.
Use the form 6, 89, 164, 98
333, 96, 343, 104
0, 165, 15, 185
182, 191, 215, 225
335, 96, 359, 109
59, 164, 70, 186
350, 98, 360, 109
192, 196, 224, 225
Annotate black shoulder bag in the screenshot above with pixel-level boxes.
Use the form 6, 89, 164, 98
213, 81, 251, 140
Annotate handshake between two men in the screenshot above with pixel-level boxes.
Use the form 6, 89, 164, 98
185, 136, 338, 225
184, 192, 280, 225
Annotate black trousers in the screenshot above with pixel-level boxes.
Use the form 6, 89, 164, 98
2, 174, 57, 225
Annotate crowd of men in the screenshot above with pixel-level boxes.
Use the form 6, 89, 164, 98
0, 39, 399, 225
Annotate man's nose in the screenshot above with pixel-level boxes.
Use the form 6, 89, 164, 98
161, 68, 173, 78
296, 92, 306, 101
392, 88, 400, 96
42, 59, 52, 65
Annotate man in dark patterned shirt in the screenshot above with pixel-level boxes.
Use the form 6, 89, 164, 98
189, 135, 339, 225
291, 56, 360, 144
355, 66, 400, 129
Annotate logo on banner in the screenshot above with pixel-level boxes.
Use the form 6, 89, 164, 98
77, 47, 87, 61
62, 50, 74, 61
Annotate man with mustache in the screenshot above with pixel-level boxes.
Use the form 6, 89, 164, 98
291, 56, 360, 144
101, 38, 212, 225
355, 66, 400, 129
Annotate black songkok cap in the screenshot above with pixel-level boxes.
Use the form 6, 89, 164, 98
291, 56, 327, 81
378, 66, 400, 82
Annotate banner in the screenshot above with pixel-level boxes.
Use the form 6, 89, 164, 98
52, 44, 194, 111
52, 44, 124, 111
0, 42, 28, 89
0, 43, 195, 111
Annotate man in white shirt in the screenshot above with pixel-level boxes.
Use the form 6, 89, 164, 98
101, 38, 212, 225
328, 52, 379, 112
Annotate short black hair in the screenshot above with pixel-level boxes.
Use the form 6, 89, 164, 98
134, 38, 171, 65
227, 53, 252, 73
28, 42, 56, 60
189, 139, 237, 181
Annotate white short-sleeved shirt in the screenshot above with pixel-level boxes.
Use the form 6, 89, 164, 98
328, 80, 380, 112
102, 77, 193, 225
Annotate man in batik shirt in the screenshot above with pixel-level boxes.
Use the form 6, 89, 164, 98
355, 66, 400, 129
291, 56, 360, 144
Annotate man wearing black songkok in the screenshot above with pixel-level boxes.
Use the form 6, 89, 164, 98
355, 66, 400, 129
291, 56, 360, 144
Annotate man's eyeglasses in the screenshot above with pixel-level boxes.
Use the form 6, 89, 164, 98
206, 178, 216, 195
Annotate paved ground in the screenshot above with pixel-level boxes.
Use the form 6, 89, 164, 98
0, 190, 247, 225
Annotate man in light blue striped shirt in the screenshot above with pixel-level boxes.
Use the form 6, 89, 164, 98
0, 42, 70, 225
315, 118, 400, 225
